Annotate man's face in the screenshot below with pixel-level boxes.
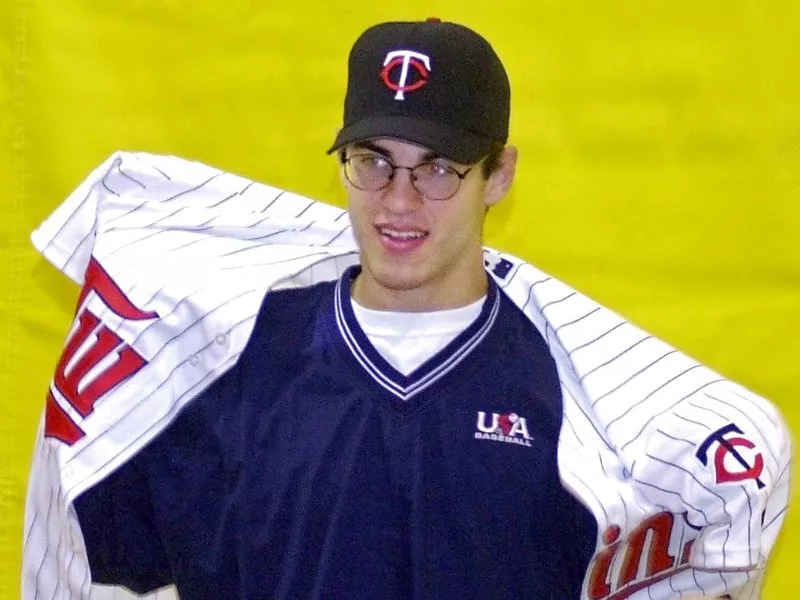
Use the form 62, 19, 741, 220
342, 137, 515, 310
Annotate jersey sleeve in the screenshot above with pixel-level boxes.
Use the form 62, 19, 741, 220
536, 267, 792, 574
624, 379, 792, 573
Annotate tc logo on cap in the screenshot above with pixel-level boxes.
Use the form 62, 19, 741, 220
380, 50, 431, 101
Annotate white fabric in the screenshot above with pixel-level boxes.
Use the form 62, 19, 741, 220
351, 296, 485, 376
22, 151, 792, 600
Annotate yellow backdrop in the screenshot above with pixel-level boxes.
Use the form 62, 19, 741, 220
1, 1, 797, 598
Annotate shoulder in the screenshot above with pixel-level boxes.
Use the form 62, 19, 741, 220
246, 278, 339, 350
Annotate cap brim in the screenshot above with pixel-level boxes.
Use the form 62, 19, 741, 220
327, 115, 497, 165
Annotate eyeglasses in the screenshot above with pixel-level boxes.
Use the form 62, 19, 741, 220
342, 153, 474, 201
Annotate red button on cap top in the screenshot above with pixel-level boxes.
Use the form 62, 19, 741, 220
427, 17, 442, 22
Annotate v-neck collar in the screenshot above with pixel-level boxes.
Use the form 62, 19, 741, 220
333, 266, 501, 403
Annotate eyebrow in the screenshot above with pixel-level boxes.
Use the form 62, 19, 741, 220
350, 141, 441, 163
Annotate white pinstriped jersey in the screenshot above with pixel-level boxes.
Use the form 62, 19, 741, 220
23, 152, 791, 599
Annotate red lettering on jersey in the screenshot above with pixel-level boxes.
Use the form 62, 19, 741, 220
76, 257, 158, 321
617, 512, 676, 587
680, 537, 695, 566
44, 257, 158, 445
44, 391, 84, 445
586, 511, 696, 600
53, 311, 147, 417
587, 525, 622, 599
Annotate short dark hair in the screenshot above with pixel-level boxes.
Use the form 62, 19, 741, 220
480, 142, 505, 179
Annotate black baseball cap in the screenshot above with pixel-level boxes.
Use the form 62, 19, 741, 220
327, 19, 510, 165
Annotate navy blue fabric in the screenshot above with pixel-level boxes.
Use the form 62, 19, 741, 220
75, 269, 597, 599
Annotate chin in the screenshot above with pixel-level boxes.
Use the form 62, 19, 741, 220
372, 268, 429, 293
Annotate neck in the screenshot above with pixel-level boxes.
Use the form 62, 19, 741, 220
351, 265, 489, 312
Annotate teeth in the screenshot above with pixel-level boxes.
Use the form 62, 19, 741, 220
381, 228, 426, 239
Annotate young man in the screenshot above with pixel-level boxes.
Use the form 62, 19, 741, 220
23, 19, 789, 600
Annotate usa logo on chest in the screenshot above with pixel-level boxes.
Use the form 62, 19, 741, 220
474, 411, 533, 447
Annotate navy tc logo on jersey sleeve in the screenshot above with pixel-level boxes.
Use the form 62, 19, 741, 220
695, 423, 765, 489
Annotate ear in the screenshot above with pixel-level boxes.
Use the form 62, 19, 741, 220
483, 145, 518, 208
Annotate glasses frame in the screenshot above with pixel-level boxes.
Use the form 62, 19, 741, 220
342, 153, 475, 201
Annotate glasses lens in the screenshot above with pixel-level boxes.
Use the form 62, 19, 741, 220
345, 155, 392, 191
412, 162, 461, 200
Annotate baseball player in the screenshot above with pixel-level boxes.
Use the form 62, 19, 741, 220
23, 19, 790, 600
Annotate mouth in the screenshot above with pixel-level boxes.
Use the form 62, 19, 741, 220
375, 225, 429, 254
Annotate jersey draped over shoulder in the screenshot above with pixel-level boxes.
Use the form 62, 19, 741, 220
23, 151, 792, 600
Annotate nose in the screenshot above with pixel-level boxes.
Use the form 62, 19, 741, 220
380, 167, 423, 212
